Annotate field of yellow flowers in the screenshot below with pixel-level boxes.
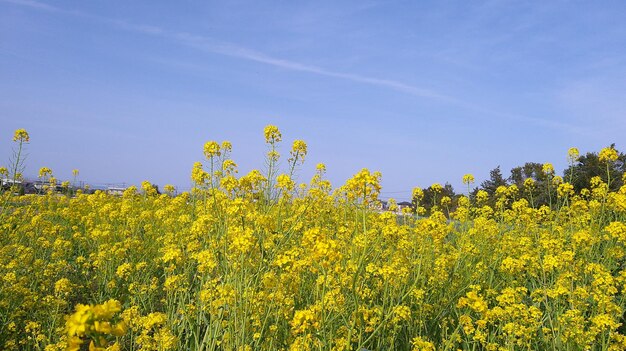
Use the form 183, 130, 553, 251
2, 126, 626, 351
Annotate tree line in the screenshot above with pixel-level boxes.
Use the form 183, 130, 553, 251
412, 144, 625, 216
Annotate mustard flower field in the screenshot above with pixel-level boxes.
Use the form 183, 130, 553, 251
2, 127, 626, 351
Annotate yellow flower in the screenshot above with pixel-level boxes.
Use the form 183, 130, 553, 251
13, 128, 30, 142
54, 278, 73, 296
411, 336, 435, 351
344, 168, 382, 204
164, 274, 184, 292
412, 187, 424, 201
276, 174, 295, 191
141, 181, 158, 196
267, 150, 280, 162
557, 182, 574, 198
222, 159, 238, 175
221, 140, 232, 152
291, 306, 320, 335
524, 178, 535, 188
599, 147, 618, 162
39, 167, 53, 178
110, 322, 127, 337
290, 140, 308, 162
191, 162, 208, 185
476, 189, 489, 204
567, 147, 580, 163
431, 183, 443, 193
122, 186, 138, 197
66, 304, 92, 337
542, 162, 555, 175
91, 300, 121, 320
203, 141, 221, 159
441, 196, 451, 206
462, 174, 475, 185
457, 290, 488, 314
264, 125, 282, 143
116, 263, 133, 280
391, 305, 412, 324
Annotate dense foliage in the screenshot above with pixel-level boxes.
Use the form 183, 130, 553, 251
414, 146, 625, 215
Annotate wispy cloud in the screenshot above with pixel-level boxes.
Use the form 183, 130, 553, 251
2, 0, 587, 133
174, 34, 455, 101
0, 0, 456, 102
104, 19, 455, 102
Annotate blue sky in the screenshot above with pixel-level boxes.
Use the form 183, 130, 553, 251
1, 0, 625, 199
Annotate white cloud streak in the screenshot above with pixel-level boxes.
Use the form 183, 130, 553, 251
108, 20, 456, 102
2, 0, 587, 133
3, 0, 449, 101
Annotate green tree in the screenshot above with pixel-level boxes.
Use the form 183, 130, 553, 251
417, 182, 457, 216
479, 166, 508, 197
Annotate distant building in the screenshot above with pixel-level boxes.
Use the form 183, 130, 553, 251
1, 179, 40, 195
397, 201, 413, 210
1, 178, 22, 188
379, 200, 388, 211
106, 187, 126, 196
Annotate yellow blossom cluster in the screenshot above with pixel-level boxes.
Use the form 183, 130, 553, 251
13, 128, 30, 142
65, 300, 126, 351
1, 127, 626, 350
